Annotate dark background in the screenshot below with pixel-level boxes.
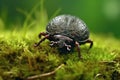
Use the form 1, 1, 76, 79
0, 0, 120, 38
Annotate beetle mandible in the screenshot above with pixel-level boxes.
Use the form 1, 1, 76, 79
35, 15, 93, 59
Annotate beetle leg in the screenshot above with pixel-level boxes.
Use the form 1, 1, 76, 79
50, 40, 71, 51
49, 41, 58, 47
85, 39, 93, 50
75, 41, 82, 59
64, 43, 71, 51
34, 35, 49, 47
38, 32, 48, 38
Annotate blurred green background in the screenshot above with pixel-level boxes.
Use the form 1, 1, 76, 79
0, 0, 120, 38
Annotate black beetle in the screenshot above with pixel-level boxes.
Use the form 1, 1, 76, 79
35, 15, 93, 59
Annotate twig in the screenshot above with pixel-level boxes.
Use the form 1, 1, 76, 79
26, 64, 64, 80
94, 73, 102, 80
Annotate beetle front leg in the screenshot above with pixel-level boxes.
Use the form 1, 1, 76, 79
38, 32, 48, 38
53, 35, 73, 51
64, 43, 71, 51
50, 41, 71, 51
49, 41, 58, 47
34, 35, 49, 47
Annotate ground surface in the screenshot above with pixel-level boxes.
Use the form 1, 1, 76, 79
0, 30, 120, 80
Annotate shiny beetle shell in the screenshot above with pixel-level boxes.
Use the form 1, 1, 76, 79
46, 15, 89, 43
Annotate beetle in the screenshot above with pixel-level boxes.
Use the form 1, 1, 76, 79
34, 15, 93, 59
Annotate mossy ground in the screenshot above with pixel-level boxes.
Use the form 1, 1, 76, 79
0, 29, 120, 80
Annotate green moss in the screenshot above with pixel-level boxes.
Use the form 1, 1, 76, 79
0, 30, 120, 80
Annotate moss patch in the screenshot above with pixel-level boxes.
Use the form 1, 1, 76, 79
0, 31, 120, 80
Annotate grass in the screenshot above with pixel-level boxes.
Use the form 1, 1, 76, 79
0, 0, 120, 80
